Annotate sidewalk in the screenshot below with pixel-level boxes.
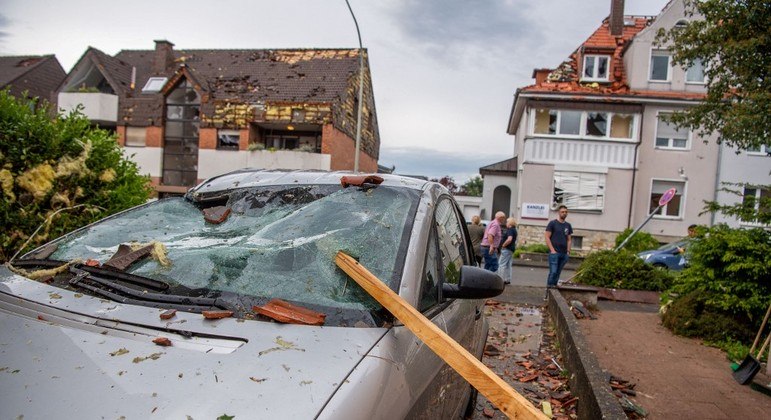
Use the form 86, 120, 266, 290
579, 301, 771, 419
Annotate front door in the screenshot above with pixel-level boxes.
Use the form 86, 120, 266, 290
163, 79, 200, 186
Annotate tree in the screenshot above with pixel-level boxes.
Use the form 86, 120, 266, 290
430, 176, 459, 194
459, 176, 483, 197
701, 182, 771, 225
656, 0, 770, 151
0, 90, 152, 262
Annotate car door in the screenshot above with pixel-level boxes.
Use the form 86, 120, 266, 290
410, 196, 484, 418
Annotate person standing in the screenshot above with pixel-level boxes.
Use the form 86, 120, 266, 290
545, 205, 573, 288
480, 211, 506, 272
467, 215, 485, 266
497, 217, 518, 285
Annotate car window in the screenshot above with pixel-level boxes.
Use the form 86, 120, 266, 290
418, 228, 440, 312
658, 239, 689, 252
46, 185, 420, 318
434, 198, 468, 285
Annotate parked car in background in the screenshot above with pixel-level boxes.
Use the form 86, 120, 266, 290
1, 170, 503, 419
637, 239, 691, 270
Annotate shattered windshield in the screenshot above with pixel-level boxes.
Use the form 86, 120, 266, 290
47, 184, 420, 322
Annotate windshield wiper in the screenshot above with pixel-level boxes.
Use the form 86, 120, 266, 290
12, 259, 170, 292
68, 267, 227, 313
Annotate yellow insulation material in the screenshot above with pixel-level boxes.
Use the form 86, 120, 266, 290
6, 260, 78, 280
16, 164, 56, 201
130, 241, 172, 267
0, 168, 14, 202
55, 140, 92, 178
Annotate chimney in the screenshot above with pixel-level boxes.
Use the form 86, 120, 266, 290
153, 40, 175, 74
532, 69, 552, 86
610, 0, 624, 37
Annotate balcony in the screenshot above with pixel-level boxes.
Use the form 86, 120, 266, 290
197, 149, 331, 180
523, 137, 637, 169
57, 92, 118, 124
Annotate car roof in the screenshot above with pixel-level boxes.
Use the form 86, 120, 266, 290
189, 169, 431, 198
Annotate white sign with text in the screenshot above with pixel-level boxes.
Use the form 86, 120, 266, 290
521, 203, 550, 219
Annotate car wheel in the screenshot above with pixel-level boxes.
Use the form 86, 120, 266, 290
463, 386, 479, 418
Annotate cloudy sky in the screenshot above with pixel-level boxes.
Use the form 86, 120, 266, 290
0, 0, 668, 182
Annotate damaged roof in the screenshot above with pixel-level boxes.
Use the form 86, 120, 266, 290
523, 16, 651, 96
0, 55, 66, 100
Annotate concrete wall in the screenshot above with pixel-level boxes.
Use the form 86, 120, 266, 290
713, 144, 771, 227
625, 0, 706, 94
633, 105, 719, 238
453, 195, 483, 222
197, 149, 331, 179
57, 92, 118, 123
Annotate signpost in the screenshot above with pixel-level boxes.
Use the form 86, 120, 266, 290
615, 188, 677, 252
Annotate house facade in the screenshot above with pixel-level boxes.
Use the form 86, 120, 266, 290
506, 0, 726, 253
57, 41, 380, 194
0, 55, 65, 102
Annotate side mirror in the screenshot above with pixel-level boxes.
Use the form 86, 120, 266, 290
442, 266, 504, 299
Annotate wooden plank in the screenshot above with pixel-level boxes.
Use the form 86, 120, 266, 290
335, 251, 548, 420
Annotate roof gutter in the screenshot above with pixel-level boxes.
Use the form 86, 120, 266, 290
517, 91, 705, 106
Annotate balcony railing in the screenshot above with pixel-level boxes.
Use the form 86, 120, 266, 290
523, 137, 637, 169
57, 92, 118, 124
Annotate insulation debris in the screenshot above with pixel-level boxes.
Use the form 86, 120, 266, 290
99, 168, 116, 183
128, 241, 171, 267
0, 168, 15, 202
55, 140, 92, 178
16, 163, 55, 201
6, 260, 74, 280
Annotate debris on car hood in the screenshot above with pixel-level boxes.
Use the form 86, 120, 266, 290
253, 298, 326, 326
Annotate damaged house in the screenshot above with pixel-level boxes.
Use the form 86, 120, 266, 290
56, 40, 380, 194
504, 0, 748, 251
0, 55, 65, 102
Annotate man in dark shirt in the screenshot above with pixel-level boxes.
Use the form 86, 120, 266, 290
545, 205, 573, 288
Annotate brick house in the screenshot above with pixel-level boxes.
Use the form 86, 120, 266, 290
0, 55, 65, 102
505, 0, 730, 252
57, 40, 380, 194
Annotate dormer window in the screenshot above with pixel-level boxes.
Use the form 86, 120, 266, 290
142, 77, 168, 93
582, 55, 610, 81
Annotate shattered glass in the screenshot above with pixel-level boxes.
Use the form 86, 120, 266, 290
50, 185, 420, 314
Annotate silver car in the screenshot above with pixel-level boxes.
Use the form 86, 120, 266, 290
1, 170, 503, 419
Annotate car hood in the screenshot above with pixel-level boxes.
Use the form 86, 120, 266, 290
0, 268, 388, 419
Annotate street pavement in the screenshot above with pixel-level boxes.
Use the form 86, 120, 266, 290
497, 265, 575, 306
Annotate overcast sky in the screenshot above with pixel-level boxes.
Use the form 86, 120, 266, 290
0, 0, 668, 182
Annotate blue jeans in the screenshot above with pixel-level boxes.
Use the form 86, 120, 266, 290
497, 249, 513, 284
547, 252, 569, 287
482, 246, 498, 272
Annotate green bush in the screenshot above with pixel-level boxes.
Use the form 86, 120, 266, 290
666, 224, 771, 323
0, 90, 152, 262
662, 291, 755, 343
574, 250, 675, 291
513, 243, 550, 259
614, 228, 661, 254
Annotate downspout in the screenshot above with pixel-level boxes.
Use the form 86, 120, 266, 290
711, 142, 724, 226
627, 114, 643, 229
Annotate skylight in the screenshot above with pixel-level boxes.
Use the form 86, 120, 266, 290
142, 77, 168, 93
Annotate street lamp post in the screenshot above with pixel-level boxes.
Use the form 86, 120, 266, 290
345, 0, 364, 173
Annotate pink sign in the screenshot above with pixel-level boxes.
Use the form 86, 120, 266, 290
659, 188, 677, 206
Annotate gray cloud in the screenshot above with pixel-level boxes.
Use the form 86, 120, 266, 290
385, 0, 540, 64
0, 14, 10, 40
380, 146, 501, 182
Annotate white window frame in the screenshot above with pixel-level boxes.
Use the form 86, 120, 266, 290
650, 179, 686, 220
142, 77, 168, 93
581, 55, 611, 82
124, 126, 146, 147
685, 58, 706, 84
552, 171, 606, 211
530, 109, 637, 141
649, 49, 671, 82
746, 143, 771, 156
655, 112, 690, 150
741, 186, 770, 227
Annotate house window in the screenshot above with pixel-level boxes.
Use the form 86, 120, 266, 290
650, 50, 671, 81
656, 114, 689, 149
559, 111, 582, 135
571, 236, 583, 251
553, 171, 605, 211
532, 109, 636, 140
125, 127, 146, 147
266, 135, 299, 150
686, 58, 705, 83
743, 187, 771, 218
650, 180, 685, 218
745, 143, 771, 155
582, 55, 610, 81
142, 77, 168, 93
534, 109, 557, 135
217, 130, 241, 150
610, 114, 634, 139
585, 112, 608, 137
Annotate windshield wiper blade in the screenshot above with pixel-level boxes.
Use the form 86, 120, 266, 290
12, 259, 170, 292
68, 268, 226, 312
